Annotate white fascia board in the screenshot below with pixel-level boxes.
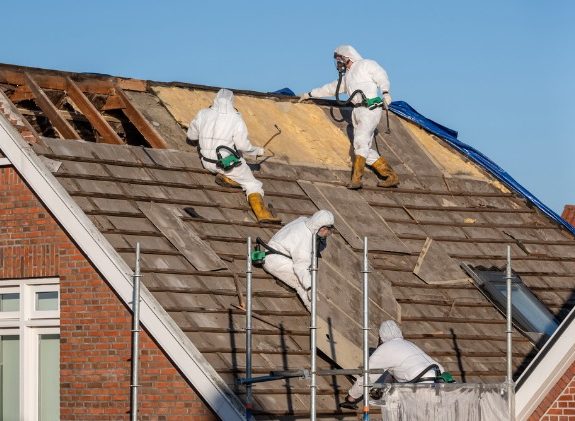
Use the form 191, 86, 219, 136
515, 309, 575, 420
0, 117, 246, 421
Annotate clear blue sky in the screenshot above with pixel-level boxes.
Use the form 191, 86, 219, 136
2, 1, 573, 213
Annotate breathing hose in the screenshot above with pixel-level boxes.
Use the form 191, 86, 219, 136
334, 70, 367, 107
333, 70, 391, 134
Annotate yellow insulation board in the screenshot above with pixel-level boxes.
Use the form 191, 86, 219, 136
152, 86, 352, 169
402, 119, 509, 193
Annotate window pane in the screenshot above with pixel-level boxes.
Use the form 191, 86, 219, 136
39, 334, 59, 421
0, 294, 19, 312
494, 284, 558, 335
35, 291, 59, 311
1, 335, 19, 421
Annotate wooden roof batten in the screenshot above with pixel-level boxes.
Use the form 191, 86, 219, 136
1, 65, 173, 149
64, 77, 123, 145
23, 72, 81, 140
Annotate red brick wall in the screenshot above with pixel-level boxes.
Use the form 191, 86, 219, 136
562, 205, 575, 227
528, 358, 575, 420
0, 166, 218, 420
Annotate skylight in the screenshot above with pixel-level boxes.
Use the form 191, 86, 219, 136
461, 264, 558, 338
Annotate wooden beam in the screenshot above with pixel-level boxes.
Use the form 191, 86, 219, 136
0, 67, 145, 95
8, 85, 34, 102
101, 94, 125, 111
24, 72, 81, 139
65, 77, 123, 145
114, 86, 168, 148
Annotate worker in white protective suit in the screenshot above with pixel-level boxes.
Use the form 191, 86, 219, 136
263, 210, 335, 312
187, 89, 280, 223
339, 320, 445, 410
299, 45, 399, 189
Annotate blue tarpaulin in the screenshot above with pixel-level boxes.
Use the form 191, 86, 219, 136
388, 101, 575, 236
269, 88, 295, 96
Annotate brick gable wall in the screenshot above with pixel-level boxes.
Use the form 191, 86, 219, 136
0, 166, 218, 420
528, 358, 575, 420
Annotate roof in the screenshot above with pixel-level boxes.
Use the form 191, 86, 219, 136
1, 63, 575, 420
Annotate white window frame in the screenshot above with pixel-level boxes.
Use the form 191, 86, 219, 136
0, 286, 21, 321
0, 278, 60, 421
29, 284, 60, 320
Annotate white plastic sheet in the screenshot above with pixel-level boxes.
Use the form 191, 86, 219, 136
371, 383, 511, 421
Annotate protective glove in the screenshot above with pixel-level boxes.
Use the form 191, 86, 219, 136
298, 92, 312, 103
383, 92, 392, 106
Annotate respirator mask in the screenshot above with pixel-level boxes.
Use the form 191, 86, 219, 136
334, 53, 348, 73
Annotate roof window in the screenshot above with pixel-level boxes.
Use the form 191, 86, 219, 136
461, 264, 558, 340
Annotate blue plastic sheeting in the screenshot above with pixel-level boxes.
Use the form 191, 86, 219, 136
389, 101, 575, 236
269, 88, 295, 96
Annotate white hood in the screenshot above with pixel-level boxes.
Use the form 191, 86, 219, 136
334, 45, 363, 62
304, 210, 334, 233
212, 88, 235, 114
379, 320, 403, 342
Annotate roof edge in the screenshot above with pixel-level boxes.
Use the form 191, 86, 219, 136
515, 304, 575, 420
0, 117, 245, 420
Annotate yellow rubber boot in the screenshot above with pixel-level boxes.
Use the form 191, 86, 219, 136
370, 156, 400, 188
215, 173, 242, 189
347, 155, 366, 190
248, 193, 281, 224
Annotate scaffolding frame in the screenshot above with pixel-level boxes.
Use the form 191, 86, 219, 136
130, 242, 141, 421
236, 237, 516, 421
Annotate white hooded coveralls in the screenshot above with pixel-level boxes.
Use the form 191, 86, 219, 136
187, 89, 265, 197
348, 320, 444, 399
263, 210, 334, 312
310, 45, 391, 165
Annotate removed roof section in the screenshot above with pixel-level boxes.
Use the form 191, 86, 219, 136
152, 85, 353, 169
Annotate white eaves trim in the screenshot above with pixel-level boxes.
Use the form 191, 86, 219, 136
0, 116, 246, 421
515, 306, 575, 420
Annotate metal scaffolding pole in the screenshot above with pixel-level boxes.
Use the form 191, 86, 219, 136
130, 242, 141, 421
310, 234, 319, 421
246, 237, 253, 418
506, 245, 515, 420
362, 237, 370, 421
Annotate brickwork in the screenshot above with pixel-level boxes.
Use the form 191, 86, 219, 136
0, 165, 218, 420
529, 358, 575, 420
562, 205, 575, 227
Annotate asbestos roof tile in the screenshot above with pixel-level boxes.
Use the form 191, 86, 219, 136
147, 168, 198, 185
446, 178, 506, 194
58, 160, 107, 177
129, 147, 157, 166
89, 215, 115, 231
102, 233, 130, 248
106, 215, 156, 232
42, 137, 95, 158
144, 148, 197, 169
91, 198, 139, 213
104, 164, 154, 181
89, 143, 140, 163
74, 178, 125, 195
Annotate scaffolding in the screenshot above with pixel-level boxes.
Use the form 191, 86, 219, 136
130, 242, 142, 421
236, 238, 515, 420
